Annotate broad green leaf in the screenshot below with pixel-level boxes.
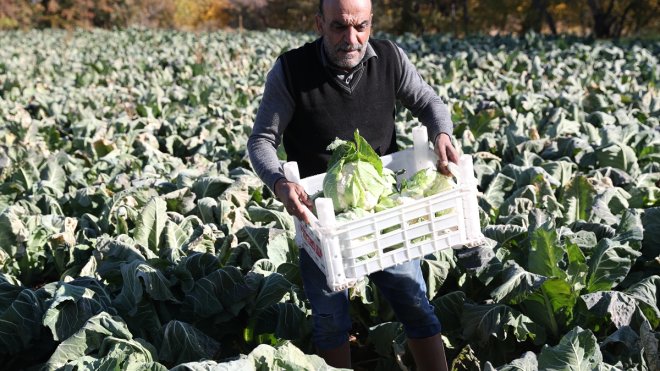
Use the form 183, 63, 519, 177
432, 291, 466, 335
537, 327, 605, 371
160, 219, 189, 263
587, 111, 616, 127
576, 291, 638, 331
565, 242, 587, 292
625, 276, 660, 329
595, 143, 640, 178
246, 342, 332, 370
421, 258, 451, 300
174, 253, 220, 293
521, 278, 576, 340
162, 187, 196, 215
248, 258, 277, 276
45, 312, 134, 371
169, 359, 251, 370
455, 244, 497, 272
546, 116, 581, 138
43, 280, 114, 341
197, 197, 222, 225
499, 186, 536, 218
122, 298, 164, 351
553, 136, 594, 163
0, 273, 23, 309
0, 288, 44, 353
236, 226, 292, 267
113, 260, 177, 316
491, 351, 538, 371
0, 205, 29, 257
191, 176, 233, 199
629, 186, 660, 208
491, 261, 546, 304
640, 319, 660, 371
570, 220, 616, 241
62, 337, 163, 371
367, 322, 404, 358
475, 253, 506, 287
501, 165, 559, 189
185, 223, 224, 255
540, 161, 575, 188
560, 175, 595, 224
600, 326, 644, 371
613, 209, 644, 250
641, 207, 660, 259
250, 271, 292, 311
461, 303, 538, 345
253, 302, 309, 341
482, 224, 527, 246
159, 320, 221, 365
40, 159, 67, 195
603, 187, 631, 215
246, 205, 294, 231
67, 186, 110, 215
484, 173, 516, 211
586, 239, 640, 293
133, 197, 168, 253
565, 230, 598, 255
527, 219, 565, 279
218, 175, 263, 208
184, 266, 255, 320
94, 235, 148, 280
276, 262, 301, 286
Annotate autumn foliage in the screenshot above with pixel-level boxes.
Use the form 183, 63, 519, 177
0, 0, 658, 37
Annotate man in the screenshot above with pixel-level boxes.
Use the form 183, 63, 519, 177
247, 0, 457, 369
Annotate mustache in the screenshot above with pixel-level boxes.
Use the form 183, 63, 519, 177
336, 43, 363, 52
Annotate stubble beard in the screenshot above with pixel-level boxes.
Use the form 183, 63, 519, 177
323, 37, 368, 70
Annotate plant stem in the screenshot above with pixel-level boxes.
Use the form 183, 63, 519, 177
541, 286, 559, 339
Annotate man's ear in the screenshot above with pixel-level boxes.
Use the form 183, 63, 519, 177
315, 14, 323, 35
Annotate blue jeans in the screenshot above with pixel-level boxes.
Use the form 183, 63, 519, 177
300, 249, 442, 350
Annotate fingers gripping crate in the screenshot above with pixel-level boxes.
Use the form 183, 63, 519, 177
284, 127, 485, 292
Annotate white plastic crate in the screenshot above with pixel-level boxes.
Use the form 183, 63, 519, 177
283, 127, 486, 292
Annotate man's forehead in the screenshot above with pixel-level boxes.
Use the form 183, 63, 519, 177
329, 13, 371, 25
323, 0, 372, 19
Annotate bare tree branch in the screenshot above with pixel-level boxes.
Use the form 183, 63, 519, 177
605, 0, 615, 17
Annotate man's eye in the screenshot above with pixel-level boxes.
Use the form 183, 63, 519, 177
331, 23, 368, 32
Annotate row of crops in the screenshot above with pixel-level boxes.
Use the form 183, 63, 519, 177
0, 28, 659, 370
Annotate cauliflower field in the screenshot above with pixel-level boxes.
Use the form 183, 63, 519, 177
0, 29, 659, 370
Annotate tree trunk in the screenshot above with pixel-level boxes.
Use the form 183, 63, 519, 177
524, 0, 556, 34
544, 4, 557, 35
401, 0, 414, 33
587, 0, 615, 37
400, 0, 423, 33
612, 2, 634, 38
451, 1, 457, 36
528, 0, 544, 33
462, 0, 468, 36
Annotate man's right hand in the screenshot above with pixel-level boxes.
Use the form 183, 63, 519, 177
434, 132, 459, 176
274, 178, 313, 224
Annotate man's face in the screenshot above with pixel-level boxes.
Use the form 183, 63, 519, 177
316, 0, 372, 70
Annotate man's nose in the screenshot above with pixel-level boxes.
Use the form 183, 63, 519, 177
344, 26, 359, 45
